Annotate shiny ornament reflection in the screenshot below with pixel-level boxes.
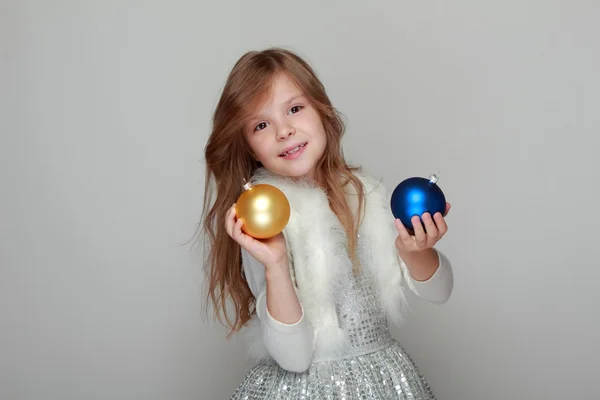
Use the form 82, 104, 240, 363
390, 171, 447, 233
235, 180, 290, 239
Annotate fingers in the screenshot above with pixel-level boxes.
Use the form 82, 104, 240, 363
422, 212, 438, 235
224, 204, 236, 237
412, 215, 428, 248
232, 217, 245, 242
395, 207, 450, 253
395, 218, 412, 242
422, 212, 439, 245
395, 218, 412, 251
433, 211, 448, 236
224, 203, 253, 250
444, 202, 451, 216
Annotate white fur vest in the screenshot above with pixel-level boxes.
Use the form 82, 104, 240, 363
242, 167, 416, 361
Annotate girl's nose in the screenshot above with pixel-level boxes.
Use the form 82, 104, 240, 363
277, 125, 295, 140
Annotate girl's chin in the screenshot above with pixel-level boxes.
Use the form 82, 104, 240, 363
273, 168, 314, 180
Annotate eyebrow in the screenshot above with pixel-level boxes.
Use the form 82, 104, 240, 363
247, 94, 307, 123
285, 94, 306, 105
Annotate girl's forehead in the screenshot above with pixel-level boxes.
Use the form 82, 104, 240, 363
272, 74, 305, 98
254, 77, 304, 111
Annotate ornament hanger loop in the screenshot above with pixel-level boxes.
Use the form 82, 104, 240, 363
428, 170, 440, 184
242, 178, 253, 191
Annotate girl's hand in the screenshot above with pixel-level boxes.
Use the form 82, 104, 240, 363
225, 204, 288, 269
394, 202, 451, 254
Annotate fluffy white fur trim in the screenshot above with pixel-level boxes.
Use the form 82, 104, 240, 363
350, 172, 411, 326
241, 168, 410, 361
250, 169, 352, 331
313, 326, 349, 362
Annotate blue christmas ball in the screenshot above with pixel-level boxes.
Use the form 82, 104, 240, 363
390, 172, 447, 233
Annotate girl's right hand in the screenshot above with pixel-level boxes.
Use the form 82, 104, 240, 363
225, 204, 288, 269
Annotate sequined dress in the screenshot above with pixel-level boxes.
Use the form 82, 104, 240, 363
230, 254, 437, 399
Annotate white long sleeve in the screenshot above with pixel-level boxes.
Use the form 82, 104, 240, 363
403, 249, 454, 304
241, 249, 315, 372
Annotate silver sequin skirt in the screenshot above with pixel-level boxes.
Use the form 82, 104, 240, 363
230, 341, 436, 399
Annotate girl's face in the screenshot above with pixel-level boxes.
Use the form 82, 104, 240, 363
243, 74, 327, 180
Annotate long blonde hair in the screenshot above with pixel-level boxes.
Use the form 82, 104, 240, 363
197, 48, 365, 337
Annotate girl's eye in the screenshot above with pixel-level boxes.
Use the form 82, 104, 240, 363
254, 122, 268, 132
288, 105, 303, 115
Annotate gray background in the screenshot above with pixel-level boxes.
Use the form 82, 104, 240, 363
2, 1, 599, 399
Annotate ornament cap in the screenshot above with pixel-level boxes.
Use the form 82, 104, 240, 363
428, 170, 440, 184
242, 178, 253, 191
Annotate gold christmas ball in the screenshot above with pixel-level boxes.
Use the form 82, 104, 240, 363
235, 181, 290, 239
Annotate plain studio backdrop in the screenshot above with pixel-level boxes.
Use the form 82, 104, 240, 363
2, 1, 599, 399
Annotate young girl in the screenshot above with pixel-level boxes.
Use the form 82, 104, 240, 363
200, 48, 454, 399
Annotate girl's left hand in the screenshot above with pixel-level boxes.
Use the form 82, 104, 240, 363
394, 202, 451, 254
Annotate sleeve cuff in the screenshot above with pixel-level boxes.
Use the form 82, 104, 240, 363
408, 249, 454, 304
264, 304, 310, 334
